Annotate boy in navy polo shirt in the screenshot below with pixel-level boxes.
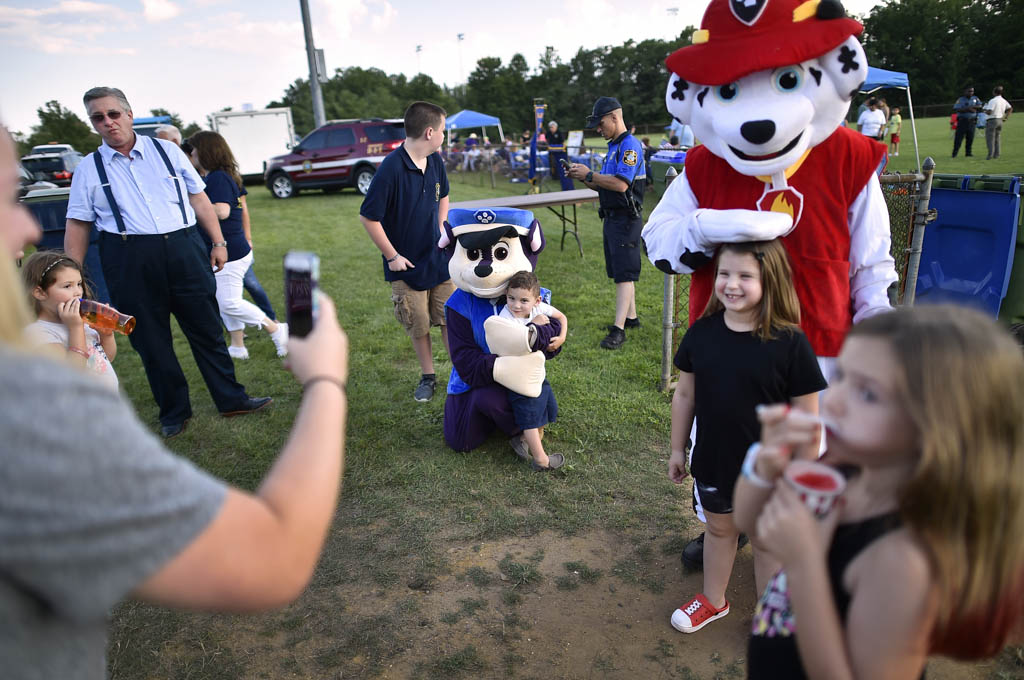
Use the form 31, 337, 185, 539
360, 101, 453, 401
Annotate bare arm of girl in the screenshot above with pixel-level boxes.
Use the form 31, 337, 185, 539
240, 195, 252, 245
668, 371, 695, 484
790, 391, 821, 461
96, 327, 117, 362
57, 298, 88, 368
212, 202, 231, 220
734, 404, 819, 537
765, 488, 936, 680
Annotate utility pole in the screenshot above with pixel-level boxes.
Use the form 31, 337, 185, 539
299, 0, 326, 129
416, 44, 423, 74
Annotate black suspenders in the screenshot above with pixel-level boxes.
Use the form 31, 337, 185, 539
93, 136, 188, 239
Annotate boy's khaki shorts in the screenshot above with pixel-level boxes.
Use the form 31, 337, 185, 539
390, 279, 456, 338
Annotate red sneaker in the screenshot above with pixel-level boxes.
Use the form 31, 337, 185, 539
670, 594, 730, 633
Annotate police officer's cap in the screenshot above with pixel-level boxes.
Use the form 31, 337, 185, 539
586, 97, 622, 128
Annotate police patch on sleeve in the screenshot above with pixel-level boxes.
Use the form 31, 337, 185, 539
623, 149, 638, 167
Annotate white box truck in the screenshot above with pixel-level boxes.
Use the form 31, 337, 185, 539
209, 108, 295, 181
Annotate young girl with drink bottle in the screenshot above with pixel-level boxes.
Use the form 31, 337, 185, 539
668, 239, 826, 634
737, 304, 1024, 679
21, 250, 118, 390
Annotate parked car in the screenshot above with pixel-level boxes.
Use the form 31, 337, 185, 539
17, 163, 58, 197
21, 149, 83, 187
263, 118, 404, 198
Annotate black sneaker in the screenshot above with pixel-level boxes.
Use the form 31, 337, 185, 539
600, 325, 626, 350
414, 376, 436, 402
624, 317, 640, 329
680, 532, 749, 571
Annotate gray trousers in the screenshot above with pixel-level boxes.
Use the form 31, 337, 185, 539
985, 118, 1004, 159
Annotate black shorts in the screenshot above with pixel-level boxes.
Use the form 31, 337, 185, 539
695, 478, 734, 515
602, 213, 643, 283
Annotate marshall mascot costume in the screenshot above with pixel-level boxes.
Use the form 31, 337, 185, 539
643, 0, 898, 376
440, 208, 563, 453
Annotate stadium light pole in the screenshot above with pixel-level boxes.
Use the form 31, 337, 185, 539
300, 0, 326, 129
457, 33, 465, 90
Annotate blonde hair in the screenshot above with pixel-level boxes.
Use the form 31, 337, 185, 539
0, 254, 32, 346
701, 239, 801, 341
849, 305, 1024, 658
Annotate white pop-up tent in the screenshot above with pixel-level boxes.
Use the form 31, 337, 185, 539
860, 66, 920, 170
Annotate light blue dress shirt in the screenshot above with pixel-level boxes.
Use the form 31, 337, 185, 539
66, 134, 206, 235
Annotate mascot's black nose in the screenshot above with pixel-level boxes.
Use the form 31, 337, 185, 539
474, 262, 492, 278
740, 120, 776, 145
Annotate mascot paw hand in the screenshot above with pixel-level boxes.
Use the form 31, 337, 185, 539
493, 352, 545, 398
484, 316, 532, 356
697, 209, 795, 242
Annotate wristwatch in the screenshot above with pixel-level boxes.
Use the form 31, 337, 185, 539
585, 171, 594, 183
211, 241, 227, 248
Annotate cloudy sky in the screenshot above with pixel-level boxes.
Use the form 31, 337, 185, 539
0, 0, 882, 137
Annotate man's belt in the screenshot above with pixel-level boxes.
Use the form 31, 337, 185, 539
548, 145, 566, 152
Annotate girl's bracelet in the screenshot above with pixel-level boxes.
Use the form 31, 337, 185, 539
68, 346, 89, 360
303, 375, 346, 394
741, 443, 773, 489
385, 253, 400, 263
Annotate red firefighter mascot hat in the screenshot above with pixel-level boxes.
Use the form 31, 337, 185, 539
666, 0, 864, 85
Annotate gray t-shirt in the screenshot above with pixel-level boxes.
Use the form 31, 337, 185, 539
0, 347, 226, 679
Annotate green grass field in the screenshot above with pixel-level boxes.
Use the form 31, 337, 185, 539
103, 123, 1023, 678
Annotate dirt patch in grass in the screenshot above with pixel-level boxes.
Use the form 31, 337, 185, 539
110, 529, 996, 679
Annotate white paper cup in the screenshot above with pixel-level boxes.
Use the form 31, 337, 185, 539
783, 460, 846, 518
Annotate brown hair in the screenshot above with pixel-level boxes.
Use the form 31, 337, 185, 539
700, 240, 800, 341
506, 270, 540, 297
21, 251, 91, 314
188, 130, 242, 189
404, 101, 446, 139
849, 305, 1024, 658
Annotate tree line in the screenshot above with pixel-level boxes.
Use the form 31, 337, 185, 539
14, 0, 1022, 153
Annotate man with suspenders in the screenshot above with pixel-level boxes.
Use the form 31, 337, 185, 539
65, 87, 271, 438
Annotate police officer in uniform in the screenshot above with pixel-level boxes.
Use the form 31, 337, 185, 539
568, 97, 645, 349
546, 121, 574, 191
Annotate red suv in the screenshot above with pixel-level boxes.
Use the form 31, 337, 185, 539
264, 118, 404, 198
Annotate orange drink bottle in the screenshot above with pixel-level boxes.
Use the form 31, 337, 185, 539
78, 299, 136, 335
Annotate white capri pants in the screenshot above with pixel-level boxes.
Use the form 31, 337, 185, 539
214, 251, 266, 332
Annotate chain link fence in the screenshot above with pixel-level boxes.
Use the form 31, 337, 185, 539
659, 166, 936, 390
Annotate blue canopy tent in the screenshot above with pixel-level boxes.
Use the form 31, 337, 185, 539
445, 109, 505, 146
860, 66, 920, 169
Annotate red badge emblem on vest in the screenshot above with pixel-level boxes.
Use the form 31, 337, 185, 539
756, 185, 804, 229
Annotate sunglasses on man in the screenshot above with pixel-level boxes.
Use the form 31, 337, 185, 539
89, 110, 124, 124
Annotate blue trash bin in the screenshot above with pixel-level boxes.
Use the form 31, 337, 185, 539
915, 175, 1021, 316
21, 188, 110, 304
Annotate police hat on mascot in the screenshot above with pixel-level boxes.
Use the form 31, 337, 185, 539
666, 0, 863, 86
440, 208, 541, 251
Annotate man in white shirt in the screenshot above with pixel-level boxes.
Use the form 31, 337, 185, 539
984, 86, 1013, 160
856, 98, 886, 140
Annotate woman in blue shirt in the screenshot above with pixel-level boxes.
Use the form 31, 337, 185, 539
188, 132, 288, 359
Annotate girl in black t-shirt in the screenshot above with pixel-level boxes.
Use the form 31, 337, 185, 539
736, 305, 1024, 679
669, 240, 826, 634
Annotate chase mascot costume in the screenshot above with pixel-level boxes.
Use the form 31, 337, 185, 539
440, 208, 563, 454
643, 0, 898, 372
